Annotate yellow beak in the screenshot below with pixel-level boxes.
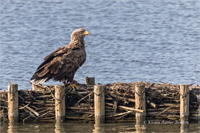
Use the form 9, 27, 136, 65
83, 31, 90, 36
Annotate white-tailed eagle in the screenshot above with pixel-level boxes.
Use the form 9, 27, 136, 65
30, 28, 89, 86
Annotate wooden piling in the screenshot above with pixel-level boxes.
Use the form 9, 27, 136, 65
135, 84, 146, 127
93, 124, 105, 133
55, 85, 65, 122
198, 107, 200, 130
94, 85, 105, 124
2, 81, 200, 123
8, 122, 19, 133
198, 106, 200, 121
55, 122, 62, 133
8, 84, 19, 123
85, 77, 95, 85
180, 84, 189, 125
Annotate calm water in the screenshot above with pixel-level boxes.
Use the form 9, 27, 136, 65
0, 0, 200, 90
0, 122, 200, 133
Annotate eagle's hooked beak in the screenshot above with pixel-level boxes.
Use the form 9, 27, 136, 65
83, 31, 90, 36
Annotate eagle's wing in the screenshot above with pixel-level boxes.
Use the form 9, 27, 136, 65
37, 46, 65, 69
30, 46, 77, 84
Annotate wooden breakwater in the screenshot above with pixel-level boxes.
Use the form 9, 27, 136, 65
1, 78, 200, 126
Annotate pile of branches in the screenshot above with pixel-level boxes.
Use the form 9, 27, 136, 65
146, 83, 180, 122
0, 91, 8, 122
64, 82, 147, 123
18, 87, 55, 122
1, 82, 199, 123
104, 82, 149, 122
189, 85, 200, 122
65, 84, 94, 122
30, 84, 95, 122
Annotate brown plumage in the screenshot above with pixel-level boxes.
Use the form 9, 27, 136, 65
30, 28, 89, 85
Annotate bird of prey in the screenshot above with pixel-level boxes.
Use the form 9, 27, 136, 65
30, 28, 89, 87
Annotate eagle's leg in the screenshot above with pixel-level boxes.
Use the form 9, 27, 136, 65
63, 81, 69, 87
62, 80, 79, 92
67, 80, 80, 93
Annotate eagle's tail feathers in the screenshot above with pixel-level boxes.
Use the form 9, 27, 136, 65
30, 78, 48, 85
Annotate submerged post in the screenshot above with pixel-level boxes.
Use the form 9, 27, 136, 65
8, 84, 19, 123
198, 107, 200, 130
180, 85, 189, 127
94, 85, 105, 124
85, 77, 95, 85
55, 85, 65, 122
135, 84, 146, 128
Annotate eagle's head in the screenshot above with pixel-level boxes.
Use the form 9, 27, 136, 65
71, 28, 89, 42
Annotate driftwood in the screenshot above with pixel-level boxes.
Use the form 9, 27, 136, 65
20, 104, 39, 117
106, 102, 143, 113
109, 93, 135, 103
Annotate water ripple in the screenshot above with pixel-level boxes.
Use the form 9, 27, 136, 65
0, 0, 200, 89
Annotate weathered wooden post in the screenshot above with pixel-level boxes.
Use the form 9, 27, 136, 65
93, 124, 105, 133
85, 77, 95, 85
8, 122, 19, 133
55, 121, 62, 133
198, 104, 200, 120
55, 85, 65, 122
179, 84, 189, 129
94, 85, 105, 125
8, 84, 19, 123
198, 106, 200, 130
135, 84, 146, 128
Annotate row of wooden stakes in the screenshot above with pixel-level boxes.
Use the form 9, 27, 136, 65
6, 78, 193, 128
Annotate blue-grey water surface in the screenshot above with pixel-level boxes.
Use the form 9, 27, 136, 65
0, 0, 200, 90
